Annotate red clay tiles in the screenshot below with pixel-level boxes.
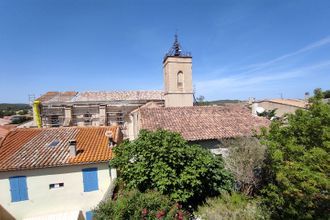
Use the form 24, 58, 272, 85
0, 126, 121, 171
140, 106, 270, 141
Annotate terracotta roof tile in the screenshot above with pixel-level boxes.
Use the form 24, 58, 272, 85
0, 125, 16, 139
259, 99, 307, 108
37, 91, 164, 104
72, 91, 164, 102
0, 126, 122, 171
140, 106, 270, 141
37, 91, 78, 103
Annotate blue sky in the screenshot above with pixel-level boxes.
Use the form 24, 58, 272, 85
0, 0, 330, 103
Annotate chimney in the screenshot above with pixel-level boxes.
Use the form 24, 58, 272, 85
304, 92, 310, 101
69, 140, 77, 157
248, 97, 255, 105
105, 130, 115, 148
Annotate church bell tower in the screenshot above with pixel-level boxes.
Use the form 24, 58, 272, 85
163, 34, 193, 107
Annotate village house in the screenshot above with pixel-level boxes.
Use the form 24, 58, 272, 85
251, 98, 308, 117
129, 105, 269, 154
0, 126, 121, 220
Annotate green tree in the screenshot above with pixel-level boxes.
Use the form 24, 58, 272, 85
110, 129, 233, 204
323, 89, 330, 99
261, 89, 330, 219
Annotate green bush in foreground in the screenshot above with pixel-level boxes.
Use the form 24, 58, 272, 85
110, 129, 233, 204
93, 189, 188, 220
261, 89, 330, 219
195, 192, 269, 220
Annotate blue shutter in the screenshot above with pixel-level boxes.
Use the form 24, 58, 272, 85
86, 211, 93, 220
18, 176, 28, 200
9, 176, 28, 202
9, 176, 20, 202
82, 168, 98, 192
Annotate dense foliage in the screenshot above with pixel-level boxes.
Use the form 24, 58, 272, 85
257, 109, 277, 119
261, 89, 330, 219
94, 189, 189, 220
323, 90, 330, 99
110, 129, 233, 204
195, 192, 269, 220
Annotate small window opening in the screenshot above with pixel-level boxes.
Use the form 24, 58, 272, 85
84, 112, 92, 125
49, 183, 64, 189
177, 71, 184, 89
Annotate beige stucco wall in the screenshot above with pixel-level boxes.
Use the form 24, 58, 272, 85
0, 163, 115, 220
257, 101, 301, 117
163, 57, 193, 107
164, 93, 194, 107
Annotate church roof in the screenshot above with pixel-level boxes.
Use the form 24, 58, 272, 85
37, 91, 164, 104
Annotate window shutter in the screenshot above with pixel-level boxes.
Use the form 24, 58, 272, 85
86, 211, 93, 220
18, 176, 28, 200
9, 176, 20, 202
9, 176, 28, 202
82, 168, 98, 192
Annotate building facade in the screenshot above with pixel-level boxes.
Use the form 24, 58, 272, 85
252, 98, 307, 117
0, 126, 121, 219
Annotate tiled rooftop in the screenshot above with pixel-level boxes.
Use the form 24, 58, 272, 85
36, 91, 78, 103
37, 91, 164, 104
73, 91, 164, 102
0, 125, 16, 139
140, 106, 270, 141
0, 126, 121, 171
259, 99, 307, 108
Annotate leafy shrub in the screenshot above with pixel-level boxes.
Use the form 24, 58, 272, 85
195, 192, 269, 220
110, 129, 233, 204
93, 189, 189, 220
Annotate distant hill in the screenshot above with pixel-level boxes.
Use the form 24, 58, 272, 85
195, 99, 245, 106
208, 99, 244, 105
0, 103, 31, 111
0, 103, 31, 118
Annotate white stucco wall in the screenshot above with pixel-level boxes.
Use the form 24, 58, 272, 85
0, 163, 115, 220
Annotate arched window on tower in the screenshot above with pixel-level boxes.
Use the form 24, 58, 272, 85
177, 71, 184, 89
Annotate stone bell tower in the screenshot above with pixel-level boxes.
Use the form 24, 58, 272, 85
163, 34, 193, 107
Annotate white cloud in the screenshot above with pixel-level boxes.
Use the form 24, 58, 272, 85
194, 36, 330, 100
242, 36, 330, 74
196, 60, 330, 98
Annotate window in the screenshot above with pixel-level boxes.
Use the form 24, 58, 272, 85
9, 176, 28, 202
48, 140, 60, 147
177, 71, 184, 89
86, 211, 94, 220
49, 183, 64, 189
82, 167, 98, 192
84, 112, 92, 126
